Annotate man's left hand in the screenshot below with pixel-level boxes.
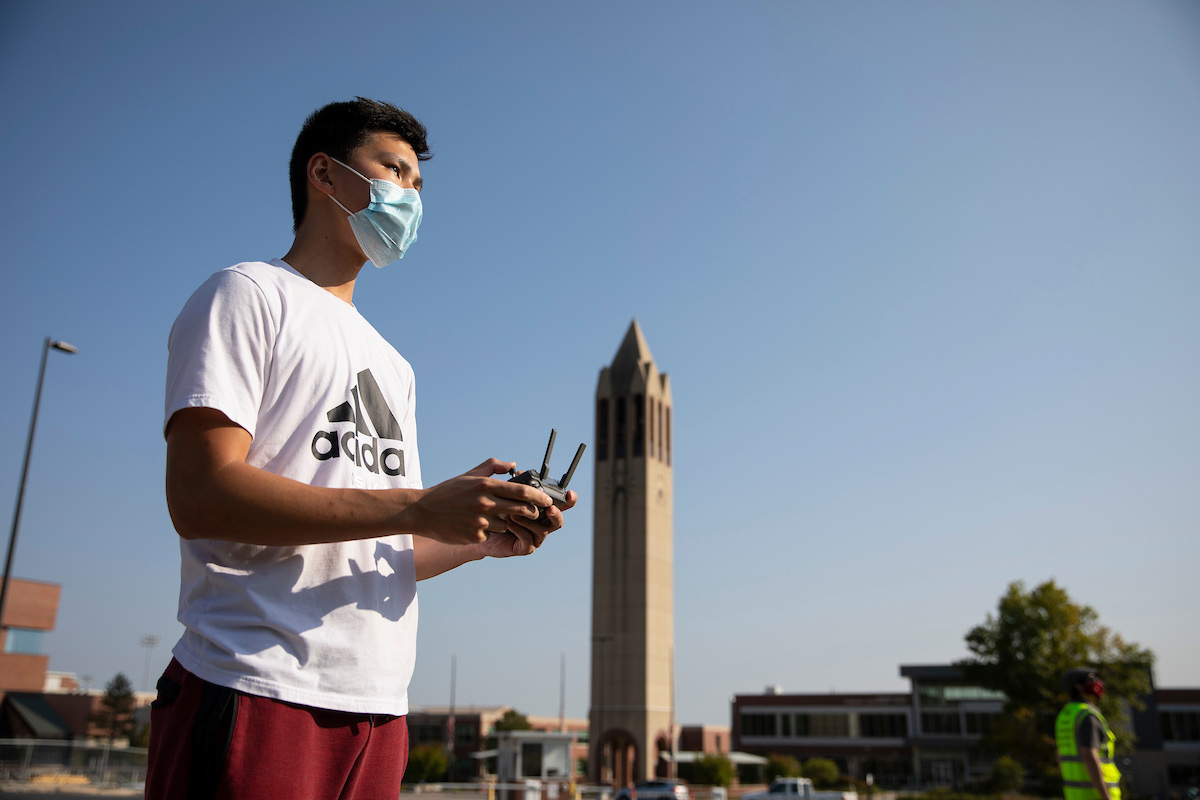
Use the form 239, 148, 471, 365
480, 490, 578, 557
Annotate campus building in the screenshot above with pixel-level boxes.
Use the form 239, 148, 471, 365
733, 664, 1200, 795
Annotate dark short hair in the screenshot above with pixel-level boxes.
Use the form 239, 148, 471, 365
289, 97, 431, 231
1062, 667, 1097, 700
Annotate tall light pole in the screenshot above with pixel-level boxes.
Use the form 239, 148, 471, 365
140, 634, 161, 691
0, 338, 78, 627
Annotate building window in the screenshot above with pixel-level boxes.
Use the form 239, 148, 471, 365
633, 395, 645, 457
615, 398, 627, 459
1162, 711, 1200, 742
456, 724, 476, 745
810, 714, 850, 737
860, 714, 908, 738
597, 399, 609, 461
741, 712, 777, 737
648, 398, 656, 459
921, 712, 961, 736
657, 401, 664, 461
1168, 765, 1200, 786
965, 712, 998, 736
3, 628, 43, 654
522, 742, 543, 777
665, 407, 672, 466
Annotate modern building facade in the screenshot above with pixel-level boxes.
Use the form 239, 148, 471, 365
590, 321, 675, 787
0, 577, 61, 697
733, 665, 1200, 795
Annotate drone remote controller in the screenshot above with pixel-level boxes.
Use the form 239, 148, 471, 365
507, 429, 585, 519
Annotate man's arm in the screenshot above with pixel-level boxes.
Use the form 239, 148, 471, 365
165, 407, 550, 546
1080, 747, 1112, 800
412, 490, 578, 580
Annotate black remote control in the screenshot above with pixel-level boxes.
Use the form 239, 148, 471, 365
507, 429, 585, 519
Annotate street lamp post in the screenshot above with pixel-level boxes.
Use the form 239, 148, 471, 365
140, 634, 161, 691
0, 338, 78, 627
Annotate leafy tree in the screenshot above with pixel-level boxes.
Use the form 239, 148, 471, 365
956, 580, 1153, 790
405, 743, 449, 784
765, 754, 802, 783
128, 720, 151, 749
91, 673, 135, 744
802, 758, 839, 789
984, 755, 1025, 794
692, 754, 735, 787
494, 709, 532, 731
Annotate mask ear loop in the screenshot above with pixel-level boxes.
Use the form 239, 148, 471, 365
326, 156, 370, 215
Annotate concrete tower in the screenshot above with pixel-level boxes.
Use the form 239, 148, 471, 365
589, 320, 674, 788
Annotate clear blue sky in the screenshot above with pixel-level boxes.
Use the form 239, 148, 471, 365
1, 1, 1197, 725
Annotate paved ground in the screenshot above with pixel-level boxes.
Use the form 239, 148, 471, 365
0, 787, 140, 799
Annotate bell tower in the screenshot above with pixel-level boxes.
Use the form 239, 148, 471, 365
589, 320, 674, 787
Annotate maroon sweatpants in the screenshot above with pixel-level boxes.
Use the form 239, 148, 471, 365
145, 659, 409, 800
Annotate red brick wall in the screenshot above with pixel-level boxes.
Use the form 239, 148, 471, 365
0, 652, 51, 693
1, 578, 60, 630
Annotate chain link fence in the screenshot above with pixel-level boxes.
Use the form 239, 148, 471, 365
0, 738, 146, 789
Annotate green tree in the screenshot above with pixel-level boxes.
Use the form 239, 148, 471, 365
984, 755, 1025, 794
765, 754, 802, 783
494, 709, 532, 731
404, 743, 449, 784
956, 580, 1154, 790
692, 753, 735, 787
91, 673, 135, 744
802, 758, 839, 789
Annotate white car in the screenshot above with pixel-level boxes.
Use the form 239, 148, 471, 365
615, 780, 691, 800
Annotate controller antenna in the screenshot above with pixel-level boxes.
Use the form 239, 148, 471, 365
539, 429, 557, 480
560, 443, 586, 490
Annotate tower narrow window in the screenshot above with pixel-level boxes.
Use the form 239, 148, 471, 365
615, 398, 627, 459
657, 401, 664, 462
648, 398, 656, 459
596, 399, 609, 461
665, 407, 671, 466
633, 394, 645, 457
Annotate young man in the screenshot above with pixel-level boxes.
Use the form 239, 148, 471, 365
146, 98, 576, 800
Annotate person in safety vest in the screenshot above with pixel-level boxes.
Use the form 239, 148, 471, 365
1056, 668, 1122, 800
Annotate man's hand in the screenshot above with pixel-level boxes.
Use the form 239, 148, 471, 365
483, 489, 578, 557
403, 459, 553, 546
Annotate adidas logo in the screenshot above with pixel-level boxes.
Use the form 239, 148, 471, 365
310, 368, 405, 477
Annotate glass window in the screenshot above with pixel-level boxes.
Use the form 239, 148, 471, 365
944, 686, 1005, 701
522, 742, 543, 777
1168, 765, 1200, 786
1161, 711, 1200, 742
860, 714, 908, 738
921, 712, 961, 736
810, 714, 850, 737
3, 628, 44, 654
965, 712, 998, 736
741, 712, 777, 737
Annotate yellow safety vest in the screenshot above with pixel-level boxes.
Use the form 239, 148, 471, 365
1055, 702, 1121, 800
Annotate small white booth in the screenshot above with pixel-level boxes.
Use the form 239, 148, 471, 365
496, 730, 578, 799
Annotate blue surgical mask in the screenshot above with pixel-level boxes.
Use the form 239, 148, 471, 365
329, 157, 422, 268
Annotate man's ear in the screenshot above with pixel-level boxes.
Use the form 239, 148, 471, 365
308, 153, 336, 198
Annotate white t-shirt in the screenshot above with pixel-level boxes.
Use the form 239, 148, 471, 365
164, 259, 421, 715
